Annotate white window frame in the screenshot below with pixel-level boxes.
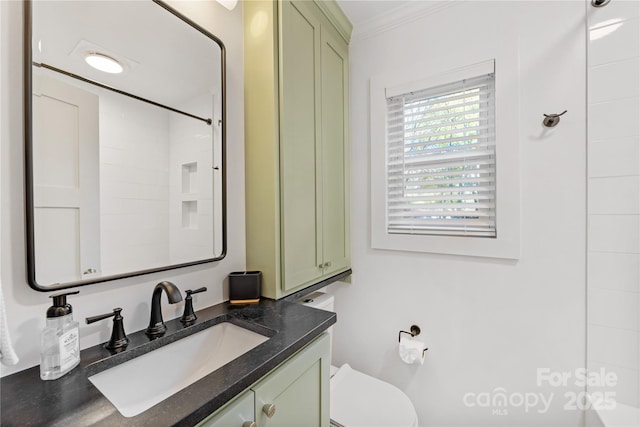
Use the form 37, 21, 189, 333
371, 59, 520, 259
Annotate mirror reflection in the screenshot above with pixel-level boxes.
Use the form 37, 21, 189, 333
27, 0, 225, 290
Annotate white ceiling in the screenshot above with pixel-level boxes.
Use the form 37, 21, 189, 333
32, 1, 221, 109
336, 0, 414, 26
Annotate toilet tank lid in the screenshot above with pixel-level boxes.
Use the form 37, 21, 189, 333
330, 364, 418, 427
296, 291, 334, 311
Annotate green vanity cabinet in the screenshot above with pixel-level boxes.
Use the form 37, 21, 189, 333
253, 333, 330, 427
197, 334, 330, 427
244, 0, 352, 300
197, 390, 255, 427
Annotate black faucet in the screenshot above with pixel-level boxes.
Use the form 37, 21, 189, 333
146, 281, 183, 338
86, 308, 129, 351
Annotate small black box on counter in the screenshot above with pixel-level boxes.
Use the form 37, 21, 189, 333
228, 271, 261, 304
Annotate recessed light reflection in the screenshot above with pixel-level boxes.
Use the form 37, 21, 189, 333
84, 52, 124, 74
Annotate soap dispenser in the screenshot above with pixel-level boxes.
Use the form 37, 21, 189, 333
40, 290, 81, 380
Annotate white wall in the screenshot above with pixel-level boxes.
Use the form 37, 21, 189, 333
329, 1, 586, 425
587, 0, 640, 410
0, 0, 245, 376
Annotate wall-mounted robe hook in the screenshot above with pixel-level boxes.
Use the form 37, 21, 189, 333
592, 0, 611, 8
542, 110, 567, 128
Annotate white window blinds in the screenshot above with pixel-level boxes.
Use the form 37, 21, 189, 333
386, 73, 496, 237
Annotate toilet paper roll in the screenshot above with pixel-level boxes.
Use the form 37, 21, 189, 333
399, 336, 426, 365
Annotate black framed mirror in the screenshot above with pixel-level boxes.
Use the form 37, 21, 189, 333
24, 0, 226, 291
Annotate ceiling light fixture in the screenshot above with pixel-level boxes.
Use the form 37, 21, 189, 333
84, 52, 124, 74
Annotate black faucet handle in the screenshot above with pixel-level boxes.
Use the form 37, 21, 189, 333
86, 308, 129, 351
185, 287, 207, 296
86, 310, 116, 324
181, 287, 208, 325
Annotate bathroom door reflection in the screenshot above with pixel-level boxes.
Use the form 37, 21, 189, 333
32, 74, 101, 284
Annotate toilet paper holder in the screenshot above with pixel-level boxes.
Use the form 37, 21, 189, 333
398, 325, 428, 356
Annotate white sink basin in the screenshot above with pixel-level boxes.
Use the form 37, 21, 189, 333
89, 322, 269, 417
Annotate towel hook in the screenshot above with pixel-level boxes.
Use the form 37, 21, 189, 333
542, 110, 567, 128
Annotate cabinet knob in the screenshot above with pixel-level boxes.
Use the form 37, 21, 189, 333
242, 422, 257, 427
318, 264, 324, 269
262, 403, 276, 418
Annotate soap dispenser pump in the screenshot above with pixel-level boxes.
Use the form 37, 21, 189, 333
40, 290, 81, 380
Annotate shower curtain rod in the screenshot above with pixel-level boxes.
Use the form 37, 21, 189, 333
33, 62, 213, 126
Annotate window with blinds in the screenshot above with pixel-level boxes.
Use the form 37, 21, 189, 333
385, 73, 496, 237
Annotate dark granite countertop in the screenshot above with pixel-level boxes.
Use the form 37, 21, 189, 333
1, 299, 336, 426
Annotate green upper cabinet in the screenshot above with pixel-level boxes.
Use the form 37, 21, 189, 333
244, 0, 351, 299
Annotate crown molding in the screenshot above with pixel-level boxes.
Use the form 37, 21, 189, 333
351, 0, 460, 42
315, 0, 353, 43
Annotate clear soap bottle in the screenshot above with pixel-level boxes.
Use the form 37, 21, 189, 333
40, 290, 80, 380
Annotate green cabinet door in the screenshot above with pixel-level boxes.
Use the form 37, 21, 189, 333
253, 333, 330, 427
281, 0, 350, 291
320, 25, 350, 278
196, 389, 255, 427
280, 0, 324, 292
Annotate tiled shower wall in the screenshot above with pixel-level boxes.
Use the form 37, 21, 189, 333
168, 93, 216, 264
587, 0, 640, 408
100, 91, 171, 275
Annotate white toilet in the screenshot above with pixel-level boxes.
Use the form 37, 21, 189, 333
298, 292, 419, 427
